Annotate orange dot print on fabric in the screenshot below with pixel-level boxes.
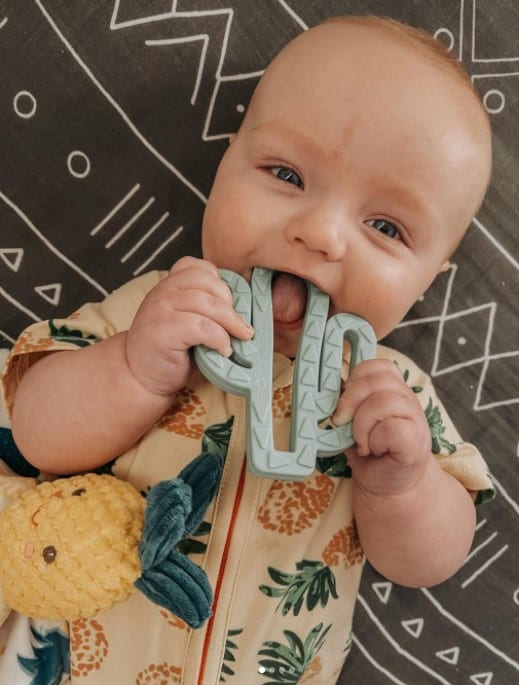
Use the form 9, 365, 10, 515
272, 386, 292, 419
11, 330, 54, 356
159, 609, 188, 631
70, 618, 109, 677
136, 662, 182, 684
157, 387, 206, 439
257, 473, 335, 535
322, 524, 363, 570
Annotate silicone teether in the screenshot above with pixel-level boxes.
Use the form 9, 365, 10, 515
194, 268, 376, 480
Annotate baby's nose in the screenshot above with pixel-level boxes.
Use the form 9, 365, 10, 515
286, 208, 346, 261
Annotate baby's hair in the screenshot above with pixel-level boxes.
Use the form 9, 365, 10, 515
325, 15, 484, 106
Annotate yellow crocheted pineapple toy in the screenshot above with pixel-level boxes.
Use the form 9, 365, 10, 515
0, 452, 222, 628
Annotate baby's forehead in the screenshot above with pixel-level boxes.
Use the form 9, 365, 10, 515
262, 21, 472, 101
271, 21, 424, 68
253, 22, 489, 145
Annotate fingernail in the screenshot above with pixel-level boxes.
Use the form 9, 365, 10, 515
224, 345, 233, 358
332, 410, 352, 425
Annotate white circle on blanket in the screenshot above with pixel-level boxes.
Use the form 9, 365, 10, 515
13, 90, 37, 119
483, 89, 505, 114
514, 587, 519, 604
67, 150, 91, 178
434, 28, 455, 52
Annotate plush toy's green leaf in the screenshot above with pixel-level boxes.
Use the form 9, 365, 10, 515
136, 451, 223, 627
135, 548, 213, 629
178, 452, 223, 536
139, 479, 191, 570
139, 452, 223, 571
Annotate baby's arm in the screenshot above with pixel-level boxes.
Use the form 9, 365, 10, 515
11, 258, 252, 474
333, 360, 476, 587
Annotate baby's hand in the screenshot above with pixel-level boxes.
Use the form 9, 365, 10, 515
332, 360, 432, 497
125, 257, 253, 397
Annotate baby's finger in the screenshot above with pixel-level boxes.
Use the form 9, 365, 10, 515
163, 309, 236, 358
333, 362, 409, 424
169, 260, 233, 304
366, 417, 431, 464
348, 358, 403, 382
349, 391, 417, 457
173, 288, 253, 347
170, 256, 220, 279
168, 266, 253, 340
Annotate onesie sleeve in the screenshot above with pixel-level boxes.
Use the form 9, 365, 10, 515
377, 345, 495, 505
1, 270, 167, 418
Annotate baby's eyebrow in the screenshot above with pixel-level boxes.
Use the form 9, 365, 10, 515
247, 121, 325, 160
369, 181, 440, 233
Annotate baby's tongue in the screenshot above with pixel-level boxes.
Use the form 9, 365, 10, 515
271, 273, 307, 324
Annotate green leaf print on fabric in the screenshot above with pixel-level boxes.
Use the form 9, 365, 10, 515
48, 321, 100, 347
424, 398, 456, 454
259, 560, 338, 616
219, 628, 243, 682
401, 367, 423, 394
398, 363, 456, 455
475, 484, 496, 505
91, 457, 117, 477
17, 625, 70, 685
316, 452, 351, 478
258, 623, 331, 684
202, 416, 234, 459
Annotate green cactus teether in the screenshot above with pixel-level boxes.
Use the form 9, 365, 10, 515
194, 268, 376, 480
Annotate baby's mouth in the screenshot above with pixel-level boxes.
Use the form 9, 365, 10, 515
271, 272, 308, 326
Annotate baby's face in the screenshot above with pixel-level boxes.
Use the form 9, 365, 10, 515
202, 23, 491, 357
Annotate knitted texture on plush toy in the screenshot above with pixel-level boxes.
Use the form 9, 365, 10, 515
0, 473, 144, 620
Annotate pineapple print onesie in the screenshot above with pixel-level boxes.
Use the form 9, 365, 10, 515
0, 270, 494, 685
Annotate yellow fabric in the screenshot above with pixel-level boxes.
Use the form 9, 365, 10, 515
0, 271, 494, 684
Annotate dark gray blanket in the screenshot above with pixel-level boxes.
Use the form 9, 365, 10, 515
0, 2, 517, 683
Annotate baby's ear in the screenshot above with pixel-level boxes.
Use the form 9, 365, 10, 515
439, 259, 451, 273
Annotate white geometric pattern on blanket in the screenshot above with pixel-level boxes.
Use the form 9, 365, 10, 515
0, 2, 516, 684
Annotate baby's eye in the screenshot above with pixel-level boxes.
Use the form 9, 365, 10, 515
366, 218, 400, 239
270, 166, 303, 188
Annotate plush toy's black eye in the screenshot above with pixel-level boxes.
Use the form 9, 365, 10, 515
42, 545, 57, 563
72, 488, 86, 496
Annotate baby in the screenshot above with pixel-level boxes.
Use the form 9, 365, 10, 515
2, 16, 494, 685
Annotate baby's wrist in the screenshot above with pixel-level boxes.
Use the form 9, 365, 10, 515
353, 452, 436, 501
120, 333, 180, 404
